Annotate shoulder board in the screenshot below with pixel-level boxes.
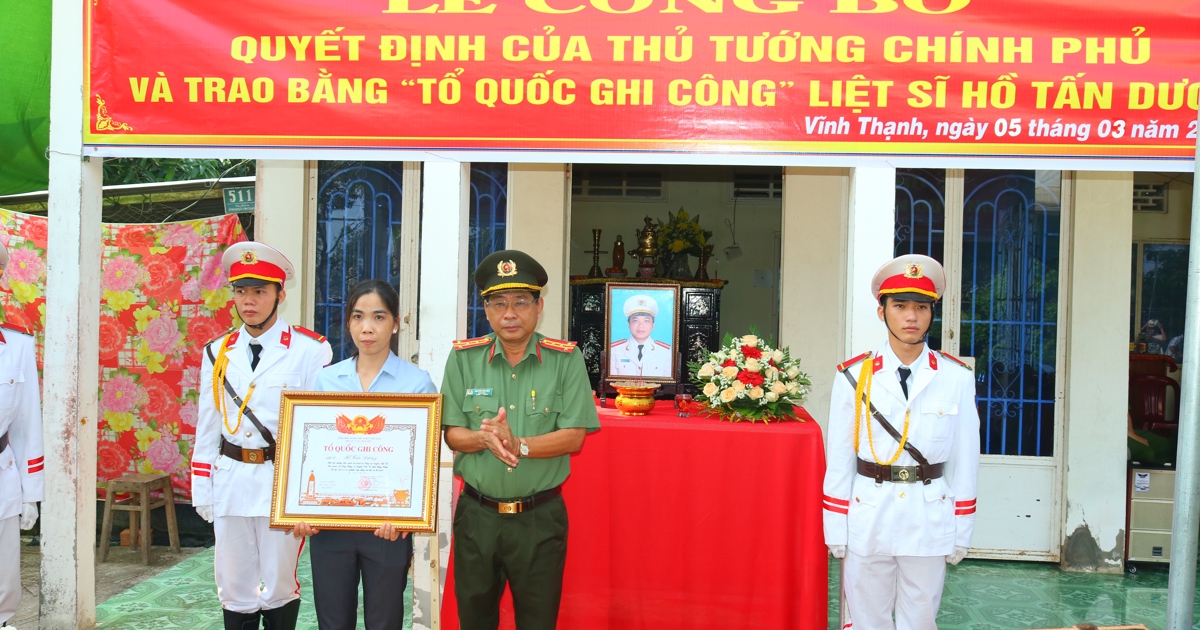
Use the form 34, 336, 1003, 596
293, 325, 327, 343
0, 322, 31, 336
610, 339, 626, 347
937, 350, 972, 370
540, 338, 578, 353
206, 329, 236, 347
836, 351, 871, 373
654, 340, 670, 348
452, 336, 493, 351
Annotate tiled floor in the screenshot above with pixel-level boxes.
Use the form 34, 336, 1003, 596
91, 547, 1198, 629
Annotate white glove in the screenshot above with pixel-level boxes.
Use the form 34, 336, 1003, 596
19, 502, 38, 530
946, 546, 968, 565
828, 544, 846, 559
195, 504, 214, 523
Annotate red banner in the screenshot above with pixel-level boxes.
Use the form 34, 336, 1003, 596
85, 0, 1200, 162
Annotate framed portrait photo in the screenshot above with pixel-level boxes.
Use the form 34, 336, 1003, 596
605, 283, 680, 382
270, 392, 443, 533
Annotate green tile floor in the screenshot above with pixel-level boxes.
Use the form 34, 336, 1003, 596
93, 547, 1199, 629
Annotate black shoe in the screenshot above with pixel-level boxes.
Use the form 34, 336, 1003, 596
260, 599, 300, 630
223, 608, 261, 630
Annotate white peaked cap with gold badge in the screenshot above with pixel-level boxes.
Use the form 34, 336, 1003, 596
624, 294, 658, 318
220, 241, 295, 287
871, 254, 946, 302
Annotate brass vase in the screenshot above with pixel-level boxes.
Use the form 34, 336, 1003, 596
612, 383, 661, 416
694, 244, 714, 281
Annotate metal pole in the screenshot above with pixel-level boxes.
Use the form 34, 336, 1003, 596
1165, 106, 1200, 630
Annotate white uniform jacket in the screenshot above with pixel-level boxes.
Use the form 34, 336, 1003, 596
609, 337, 673, 378
0, 324, 43, 521
191, 318, 332, 517
822, 343, 980, 557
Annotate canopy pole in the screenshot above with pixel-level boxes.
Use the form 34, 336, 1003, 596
1165, 106, 1200, 630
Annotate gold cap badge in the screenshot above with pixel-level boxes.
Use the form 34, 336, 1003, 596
904, 263, 923, 279
242, 250, 258, 265
497, 260, 518, 277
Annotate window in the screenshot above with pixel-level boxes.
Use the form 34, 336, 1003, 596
1131, 243, 1188, 362
731, 169, 783, 200
467, 164, 509, 337
572, 168, 663, 199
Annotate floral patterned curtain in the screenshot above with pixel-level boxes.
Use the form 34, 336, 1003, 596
0, 209, 246, 501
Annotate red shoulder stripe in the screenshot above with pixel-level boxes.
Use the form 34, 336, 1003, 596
937, 350, 971, 370
293, 325, 327, 343
836, 352, 871, 372
452, 336, 493, 351
207, 329, 236, 348
0, 321, 30, 335
653, 340, 671, 349
610, 339, 626, 347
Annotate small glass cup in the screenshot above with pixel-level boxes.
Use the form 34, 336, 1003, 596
674, 393, 693, 417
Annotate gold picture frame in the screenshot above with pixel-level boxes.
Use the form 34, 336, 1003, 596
604, 282, 681, 383
270, 391, 443, 532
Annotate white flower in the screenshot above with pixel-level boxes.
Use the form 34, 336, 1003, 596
698, 363, 716, 378
731, 380, 746, 393
765, 391, 779, 402
741, 334, 759, 346
786, 366, 801, 379
765, 366, 779, 380
749, 386, 764, 400
703, 382, 719, 397
719, 388, 738, 403
771, 381, 788, 395
721, 366, 738, 379
771, 349, 784, 363
788, 382, 801, 394
745, 358, 762, 373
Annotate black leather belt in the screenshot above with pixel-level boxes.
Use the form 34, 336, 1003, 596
0, 431, 8, 454
462, 484, 562, 514
857, 458, 944, 484
220, 436, 274, 464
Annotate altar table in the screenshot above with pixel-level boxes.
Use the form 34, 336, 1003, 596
441, 402, 828, 629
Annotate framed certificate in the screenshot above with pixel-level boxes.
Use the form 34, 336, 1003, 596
270, 391, 443, 532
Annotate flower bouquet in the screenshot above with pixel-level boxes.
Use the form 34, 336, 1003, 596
656, 208, 712, 258
689, 333, 811, 422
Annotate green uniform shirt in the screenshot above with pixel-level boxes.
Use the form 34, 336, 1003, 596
441, 332, 601, 499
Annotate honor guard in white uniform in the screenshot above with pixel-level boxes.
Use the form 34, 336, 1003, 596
191, 242, 332, 630
0, 243, 43, 630
609, 294, 672, 378
822, 254, 980, 630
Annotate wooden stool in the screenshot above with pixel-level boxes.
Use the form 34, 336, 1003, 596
99, 472, 181, 564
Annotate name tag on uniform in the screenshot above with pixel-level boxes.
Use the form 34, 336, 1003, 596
466, 388, 493, 397
620, 359, 630, 363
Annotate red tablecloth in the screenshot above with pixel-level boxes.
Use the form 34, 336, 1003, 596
441, 402, 828, 629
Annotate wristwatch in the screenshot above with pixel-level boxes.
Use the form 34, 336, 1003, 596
518, 438, 529, 459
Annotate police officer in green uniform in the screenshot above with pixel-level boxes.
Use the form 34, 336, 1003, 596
442, 249, 600, 630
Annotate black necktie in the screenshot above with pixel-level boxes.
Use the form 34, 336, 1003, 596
250, 343, 263, 371
898, 367, 911, 400
637, 344, 644, 361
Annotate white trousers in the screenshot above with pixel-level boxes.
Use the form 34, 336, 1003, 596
213, 515, 304, 613
0, 516, 18, 625
844, 552, 946, 630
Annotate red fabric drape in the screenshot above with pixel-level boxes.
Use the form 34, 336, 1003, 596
442, 402, 828, 629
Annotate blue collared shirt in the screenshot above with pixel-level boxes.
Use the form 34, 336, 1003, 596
314, 351, 437, 394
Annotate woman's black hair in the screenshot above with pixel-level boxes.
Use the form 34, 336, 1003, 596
344, 279, 401, 357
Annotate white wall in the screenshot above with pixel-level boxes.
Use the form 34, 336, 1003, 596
1062, 171, 1135, 572
1132, 173, 1194, 242
508, 164, 571, 338
255, 160, 315, 328
569, 165, 783, 340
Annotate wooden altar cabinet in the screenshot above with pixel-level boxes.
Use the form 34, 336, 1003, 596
568, 277, 726, 393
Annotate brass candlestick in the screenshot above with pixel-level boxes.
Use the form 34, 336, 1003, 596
586, 229, 606, 278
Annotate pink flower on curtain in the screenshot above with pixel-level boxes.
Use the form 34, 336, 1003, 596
6, 248, 44, 285
141, 376, 181, 425
179, 400, 198, 428
161, 223, 202, 250
97, 439, 132, 481
98, 314, 126, 362
181, 365, 200, 390
200, 254, 227, 292
101, 372, 143, 414
180, 276, 201, 301
144, 312, 183, 356
143, 255, 183, 301
102, 255, 143, 293
146, 435, 184, 474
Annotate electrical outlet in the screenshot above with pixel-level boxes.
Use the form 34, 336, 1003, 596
753, 269, 775, 288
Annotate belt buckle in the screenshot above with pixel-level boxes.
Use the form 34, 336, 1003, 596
242, 448, 265, 464
497, 501, 522, 514
892, 467, 912, 483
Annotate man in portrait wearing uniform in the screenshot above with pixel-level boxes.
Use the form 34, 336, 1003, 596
822, 254, 980, 630
442, 249, 600, 630
191, 242, 333, 630
609, 293, 672, 378
0, 244, 43, 630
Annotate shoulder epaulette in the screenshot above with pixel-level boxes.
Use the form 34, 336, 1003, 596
206, 329, 236, 347
836, 351, 871, 372
654, 340, 670, 349
540, 338, 577, 353
0, 322, 31, 336
610, 339, 626, 347
937, 350, 972, 370
293, 325, 327, 343
452, 336, 493, 351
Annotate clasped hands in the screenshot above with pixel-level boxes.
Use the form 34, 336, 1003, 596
826, 544, 968, 565
291, 522, 409, 541
478, 408, 520, 467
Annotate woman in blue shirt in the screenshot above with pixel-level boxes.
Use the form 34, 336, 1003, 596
292, 280, 436, 630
